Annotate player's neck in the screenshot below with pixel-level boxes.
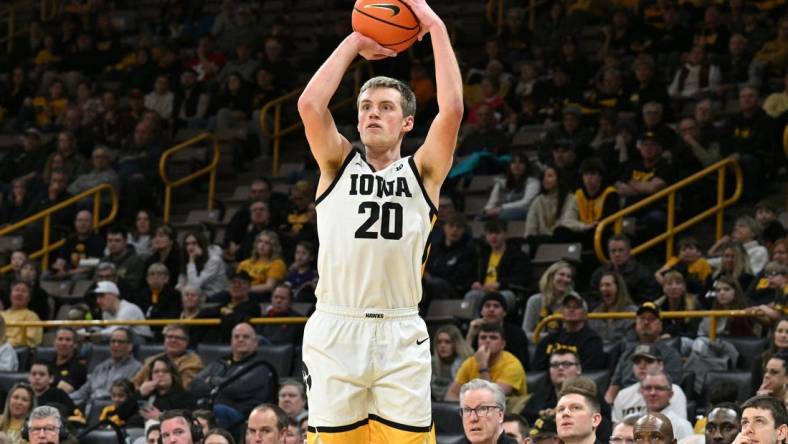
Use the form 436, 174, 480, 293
364, 145, 401, 171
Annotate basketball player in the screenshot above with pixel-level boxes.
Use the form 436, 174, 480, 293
296, 0, 462, 442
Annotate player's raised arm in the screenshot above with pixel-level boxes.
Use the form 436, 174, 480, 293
297, 33, 396, 179
407, 0, 464, 198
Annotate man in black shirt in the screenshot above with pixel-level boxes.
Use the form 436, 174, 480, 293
531, 294, 605, 371
467, 292, 530, 371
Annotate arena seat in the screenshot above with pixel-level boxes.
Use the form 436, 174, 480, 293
718, 336, 768, 370
432, 401, 463, 435
702, 370, 752, 404
526, 371, 548, 395
436, 434, 467, 444
196, 343, 231, 365
39, 280, 73, 299
290, 346, 303, 378
426, 299, 475, 323
582, 369, 610, 394
136, 344, 165, 362
0, 372, 30, 404
14, 347, 30, 371
33, 346, 56, 363
259, 344, 294, 378
79, 429, 125, 444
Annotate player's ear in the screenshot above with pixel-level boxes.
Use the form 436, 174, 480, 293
402, 115, 414, 132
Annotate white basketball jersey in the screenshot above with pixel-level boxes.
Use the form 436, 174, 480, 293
314, 150, 437, 309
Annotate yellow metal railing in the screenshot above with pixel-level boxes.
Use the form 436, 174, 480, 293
1, 0, 59, 53
7, 317, 309, 343
594, 157, 743, 263
533, 309, 761, 342
159, 132, 220, 223
0, 184, 118, 272
259, 59, 373, 176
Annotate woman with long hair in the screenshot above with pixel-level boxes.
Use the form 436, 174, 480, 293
655, 271, 701, 338
748, 237, 788, 304
146, 224, 182, 286
0, 383, 36, 444
431, 325, 473, 400
698, 275, 754, 337
522, 260, 577, 340
524, 166, 572, 254
177, 231, 228, 300
128, 209, 155, 259
588, 271, 637, 342
132, 356, 196, 425
482, 152, 540, 221
752, 317, 788, 393
236, 230, 287, 296
703, 241, 755, 306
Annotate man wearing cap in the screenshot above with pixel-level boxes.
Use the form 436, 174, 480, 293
467, 292, 530, 370
529, 416, 560, 444
611, 343, 687, 423
92, 280, 152, 342
531, 294, 605, 371
446, 323, 526, 402
604, 302, 683, 404
198, 270, 261, 342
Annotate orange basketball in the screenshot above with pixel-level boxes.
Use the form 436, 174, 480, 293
352, 0, 420, 53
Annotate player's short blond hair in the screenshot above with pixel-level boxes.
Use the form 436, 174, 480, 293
358, 76, 417, 118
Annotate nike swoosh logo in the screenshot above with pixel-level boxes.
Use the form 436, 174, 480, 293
364, 3, 400, 16
416, 338, 428, 345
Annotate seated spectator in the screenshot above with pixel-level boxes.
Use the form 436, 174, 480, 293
465, 219, 529, 311
445, 322, 526, 403
279, 180, 317, 248
703, 241, 755, 307
708, 216, 769, 275
611, 345, 687, 423
145, 224, 181, 287
258, 284, 303, 345
0, 179, 32, 226
531, 294, 605, 371
554, 157, 619, 249
226, 179, 288, 251
424, 212, 477, 303
0, 317, 18, 372
100, 225, 146, 295
582, 67, 629, 115
98, 379, 135, 427
615, 132, 674, 241
137, 263, 181, 321
549, 141, 581, 190
655, 237, 712, 295
753, 17, 788, 78
604, 303, 683, 404
0, 383, 36, 443
27, 169, 74, 237
208, 73, 253, 139
190, 323, 278, 431
65, 146, 119, 198
467, 292, 530, 370
49, 327, 86, 394
723, 86, 778, 202
624, 54, 671, 119
178, 286, 202, 325
92, 280, 152, 342
747, 262, 788, 323
70, 328, 142, 415
236, 231, 287, 299
185, 35, 226, 83
16, 261, 50, 321
642, 370, 695, 439
228, 201, 275, 263
524, 166, 574, 252
754, 205, 787, 252
748, 238, 788, 303
668, 45, 722, 100
132, 324, 203, 390
521, 349, 581, 423
28, 360, 80, 423
198, 271, 260, 343
554, 377, 605, 444
590, 234, 661, 304
457, 378, 510, 444
278, 380, 308, 423
285, 240, 318, 302
654, 271, 702, 338
698, 276, 754, 337
173, 68, 210, 130
1, 281, 42, 347
482, 152, 540, 221
177, 230, 228, 301
756, 351, 788, 401
45, 209, 104, 282
675, 117, 722, 176
588, 271, 637, 342
144, 75, 174, 121
127, 209, 154, 260
25, 78, 68, 129
131, 356, 197, 427
0, 251, 26, 301
432, 325, 473, 401
523, 261, 578, 341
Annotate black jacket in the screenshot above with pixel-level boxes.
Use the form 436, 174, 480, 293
189, 350, 278, 414
426, 237, 478, 294
475, 240, 530, 294
531, 324, 606, 371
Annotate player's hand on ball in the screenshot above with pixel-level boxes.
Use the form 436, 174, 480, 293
400, 0, 442, 40
353, 32, 397, 60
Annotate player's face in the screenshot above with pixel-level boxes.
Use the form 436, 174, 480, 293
461, 389, 504, 443
741, 407, 788, 444
357, 87, 413, 150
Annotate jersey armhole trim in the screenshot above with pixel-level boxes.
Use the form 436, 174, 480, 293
407, 156, 438, 216
315, 149, 356, 205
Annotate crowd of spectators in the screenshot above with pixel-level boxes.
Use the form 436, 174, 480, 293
0, 0, 784, 443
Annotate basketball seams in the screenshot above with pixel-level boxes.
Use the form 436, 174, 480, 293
352, 7, 420, 31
